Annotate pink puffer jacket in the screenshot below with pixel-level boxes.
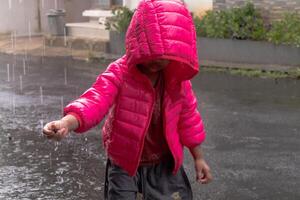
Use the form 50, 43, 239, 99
64, 0, 206, 176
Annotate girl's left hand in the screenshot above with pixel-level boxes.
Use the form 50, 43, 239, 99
194, 158, 212, 184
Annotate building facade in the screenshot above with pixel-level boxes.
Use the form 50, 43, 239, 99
213, 0, 300, 22
0, 0, 92, 36
0, 0, 212, 36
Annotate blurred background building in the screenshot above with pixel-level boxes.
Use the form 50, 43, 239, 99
2, 0, 300, 38
0, 0, 212, 37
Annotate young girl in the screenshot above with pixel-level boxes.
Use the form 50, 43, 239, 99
43, 0, 212, 199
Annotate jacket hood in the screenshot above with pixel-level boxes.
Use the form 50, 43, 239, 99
125, 0, 199, 83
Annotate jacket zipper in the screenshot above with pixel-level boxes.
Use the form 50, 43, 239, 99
133, 85, 156, 176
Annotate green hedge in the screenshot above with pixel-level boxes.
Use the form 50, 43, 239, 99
105, 4, 300, 47
194, 2, 266, 41
267, 13, 300, 47
194, 2, 300, 47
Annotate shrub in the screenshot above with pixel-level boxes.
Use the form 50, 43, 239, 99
194, 2, 267, 41
105, 7, 134, 33
194, 10, 231, 39
267, 12, 300, 47
228, 2, 266, 40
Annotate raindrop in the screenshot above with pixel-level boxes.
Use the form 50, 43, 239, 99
28, 21, 32, 41
64, 27, 67, 46
64, 67, 67, 85
12, 95, 15, 115
61, 96, 64, 115
40, 86, 43, 104
8, 0, 12, 10
23, 58, 26, 75
12, 64, 15, 81
13, 51, 17, 64
40, 119, 44, 135
19, 75, 23, 92
69, 43, 73, 57
49, 153, 52, 168
38, 178, 43, 186
54, 142, 59, 152
43, 37, 46, 57
7, 64, 10, 82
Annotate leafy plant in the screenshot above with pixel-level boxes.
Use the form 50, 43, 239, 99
194, 2, 267, 40
194, 10, 231, 39
228, 2, 266, 40
267, 12, 300, 47
105, 6, 134, 33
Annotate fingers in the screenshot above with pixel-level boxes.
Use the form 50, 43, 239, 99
54, 127, 69, 141
198, 167, 212, 184
195, 159, 212, 184
43, 122, 56, 136
49, 128, 63, 141
43, 121, 69, 141
50, 121, 59, 131
196, 170, 204, 183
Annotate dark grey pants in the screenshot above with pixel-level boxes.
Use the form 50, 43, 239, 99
104, 157, 193, 200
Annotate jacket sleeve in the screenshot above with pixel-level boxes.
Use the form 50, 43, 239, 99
178, 80, 206, 149
63, 62, 122, 133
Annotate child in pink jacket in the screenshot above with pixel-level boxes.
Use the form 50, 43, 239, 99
43, 0, 212, 199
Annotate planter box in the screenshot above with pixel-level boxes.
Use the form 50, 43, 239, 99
108, 31, 126, 55
197, 37, 300, 70
107, 34, 300, 70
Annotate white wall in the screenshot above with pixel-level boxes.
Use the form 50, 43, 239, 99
0, 0, 91, 36
0, 0, 212, 36
0, 0, 61, 35
64, 0, 92, 23
185, 0, 212, 15
124, 0, 139, 10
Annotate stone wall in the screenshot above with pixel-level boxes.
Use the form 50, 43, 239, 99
213, 0, 300, 22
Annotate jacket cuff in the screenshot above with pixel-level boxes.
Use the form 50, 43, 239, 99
64, 112, 84, 133
185, 131, 206, 149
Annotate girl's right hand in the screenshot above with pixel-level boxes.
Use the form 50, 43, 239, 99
43, 120, 70, 141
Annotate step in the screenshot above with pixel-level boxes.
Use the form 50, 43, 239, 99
66, 22, 110, 40
45, 36, 109, 52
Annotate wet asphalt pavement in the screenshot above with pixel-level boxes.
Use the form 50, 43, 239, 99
0, 53, 299, 200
